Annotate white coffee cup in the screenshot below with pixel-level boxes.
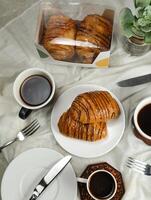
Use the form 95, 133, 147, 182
13, 68, 55, 119
77, 170, 117, 200
133, 97, 151, 144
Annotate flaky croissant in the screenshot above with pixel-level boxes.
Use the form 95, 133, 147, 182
68, 91, 120, 124
76, 14, 112, 64
79, 15, 112, 37
58, 111, 107, 141
43, 15, 76, 61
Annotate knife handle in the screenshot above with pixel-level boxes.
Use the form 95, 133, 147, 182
29, 194, 37, 200
29, 184, 45, 200
29, 190, 39, 200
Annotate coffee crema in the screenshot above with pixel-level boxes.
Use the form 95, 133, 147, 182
20, 75, 52, 106
138, 104, 151, 136
89, 171, 115, 199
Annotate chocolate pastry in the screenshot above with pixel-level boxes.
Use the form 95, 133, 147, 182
43, 15, 76, 61
76, 14, 112, 64
58, 111, 107, 141
68, 91, 120, 124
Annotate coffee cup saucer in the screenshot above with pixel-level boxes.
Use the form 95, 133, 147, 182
78, 162, 125, 200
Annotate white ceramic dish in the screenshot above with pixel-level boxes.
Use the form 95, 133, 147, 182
51, 84, 125, 158
1, 148, 77, 200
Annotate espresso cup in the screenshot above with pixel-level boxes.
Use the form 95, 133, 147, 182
13, 68, 55, 119
77, 170, 117, 200
133, 97, 151, 145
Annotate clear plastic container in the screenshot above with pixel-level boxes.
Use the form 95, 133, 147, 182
35, 1, 115, 68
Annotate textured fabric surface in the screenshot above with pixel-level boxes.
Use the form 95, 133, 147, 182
0, 0, 37, 28
0, 0, 151, 200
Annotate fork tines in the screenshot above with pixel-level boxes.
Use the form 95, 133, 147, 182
21, 119, 40, 136
127, 157, 147, 174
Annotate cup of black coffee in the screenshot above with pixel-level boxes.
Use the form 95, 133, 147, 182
77, 170, 117, 200
13, 68, 55, 119
133, 97, 151, 145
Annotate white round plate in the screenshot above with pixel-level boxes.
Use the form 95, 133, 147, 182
51, 84, 125, 158
1, 148, 77, 200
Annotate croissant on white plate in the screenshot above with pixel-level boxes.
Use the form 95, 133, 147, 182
58, 111, 107, 141
68, 91, 120, 124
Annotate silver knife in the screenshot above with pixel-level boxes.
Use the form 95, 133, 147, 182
117, 74, 151, 87
29, 155, 72, 200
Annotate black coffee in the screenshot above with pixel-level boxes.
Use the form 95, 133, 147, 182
20, 75, 52, 106
89, 171, 115, 199
138, 104, 151, 136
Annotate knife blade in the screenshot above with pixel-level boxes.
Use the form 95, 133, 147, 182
29, 155, 72, 200
117, 74, 151, 87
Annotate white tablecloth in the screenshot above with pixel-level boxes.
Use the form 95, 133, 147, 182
0, 0, 151, 199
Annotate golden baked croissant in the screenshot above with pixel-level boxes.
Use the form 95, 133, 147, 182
76, 31, 105, 64
68, 91, 120, 124
43, 15, 76, 61
58, 111, 107, 141
76, 14, 112, 64
80, 15, 112, 37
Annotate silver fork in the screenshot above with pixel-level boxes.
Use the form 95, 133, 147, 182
127, 157, 151, 176
0, 119, 40, 151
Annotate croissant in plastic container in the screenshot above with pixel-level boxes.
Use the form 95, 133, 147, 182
80, 14, 112, 36
58, 111, 107, 141
76, 14, 112, 64
68, 91, 120, 124
43, 15, 76, 61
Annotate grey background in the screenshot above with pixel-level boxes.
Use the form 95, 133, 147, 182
0, 0, 37, 28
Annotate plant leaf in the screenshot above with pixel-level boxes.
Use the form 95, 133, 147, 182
138, 18, 151, 26
145, 32, 151, 43
134, 0, 151, 8
133, 18, 140, 28
120, 8, 135, 38
136, 7, 144, 18
132, 26, 145, 37
141, 24, 151, 32
143, 5, 151, 19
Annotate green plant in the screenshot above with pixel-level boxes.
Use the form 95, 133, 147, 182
120, 0, 151, 44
